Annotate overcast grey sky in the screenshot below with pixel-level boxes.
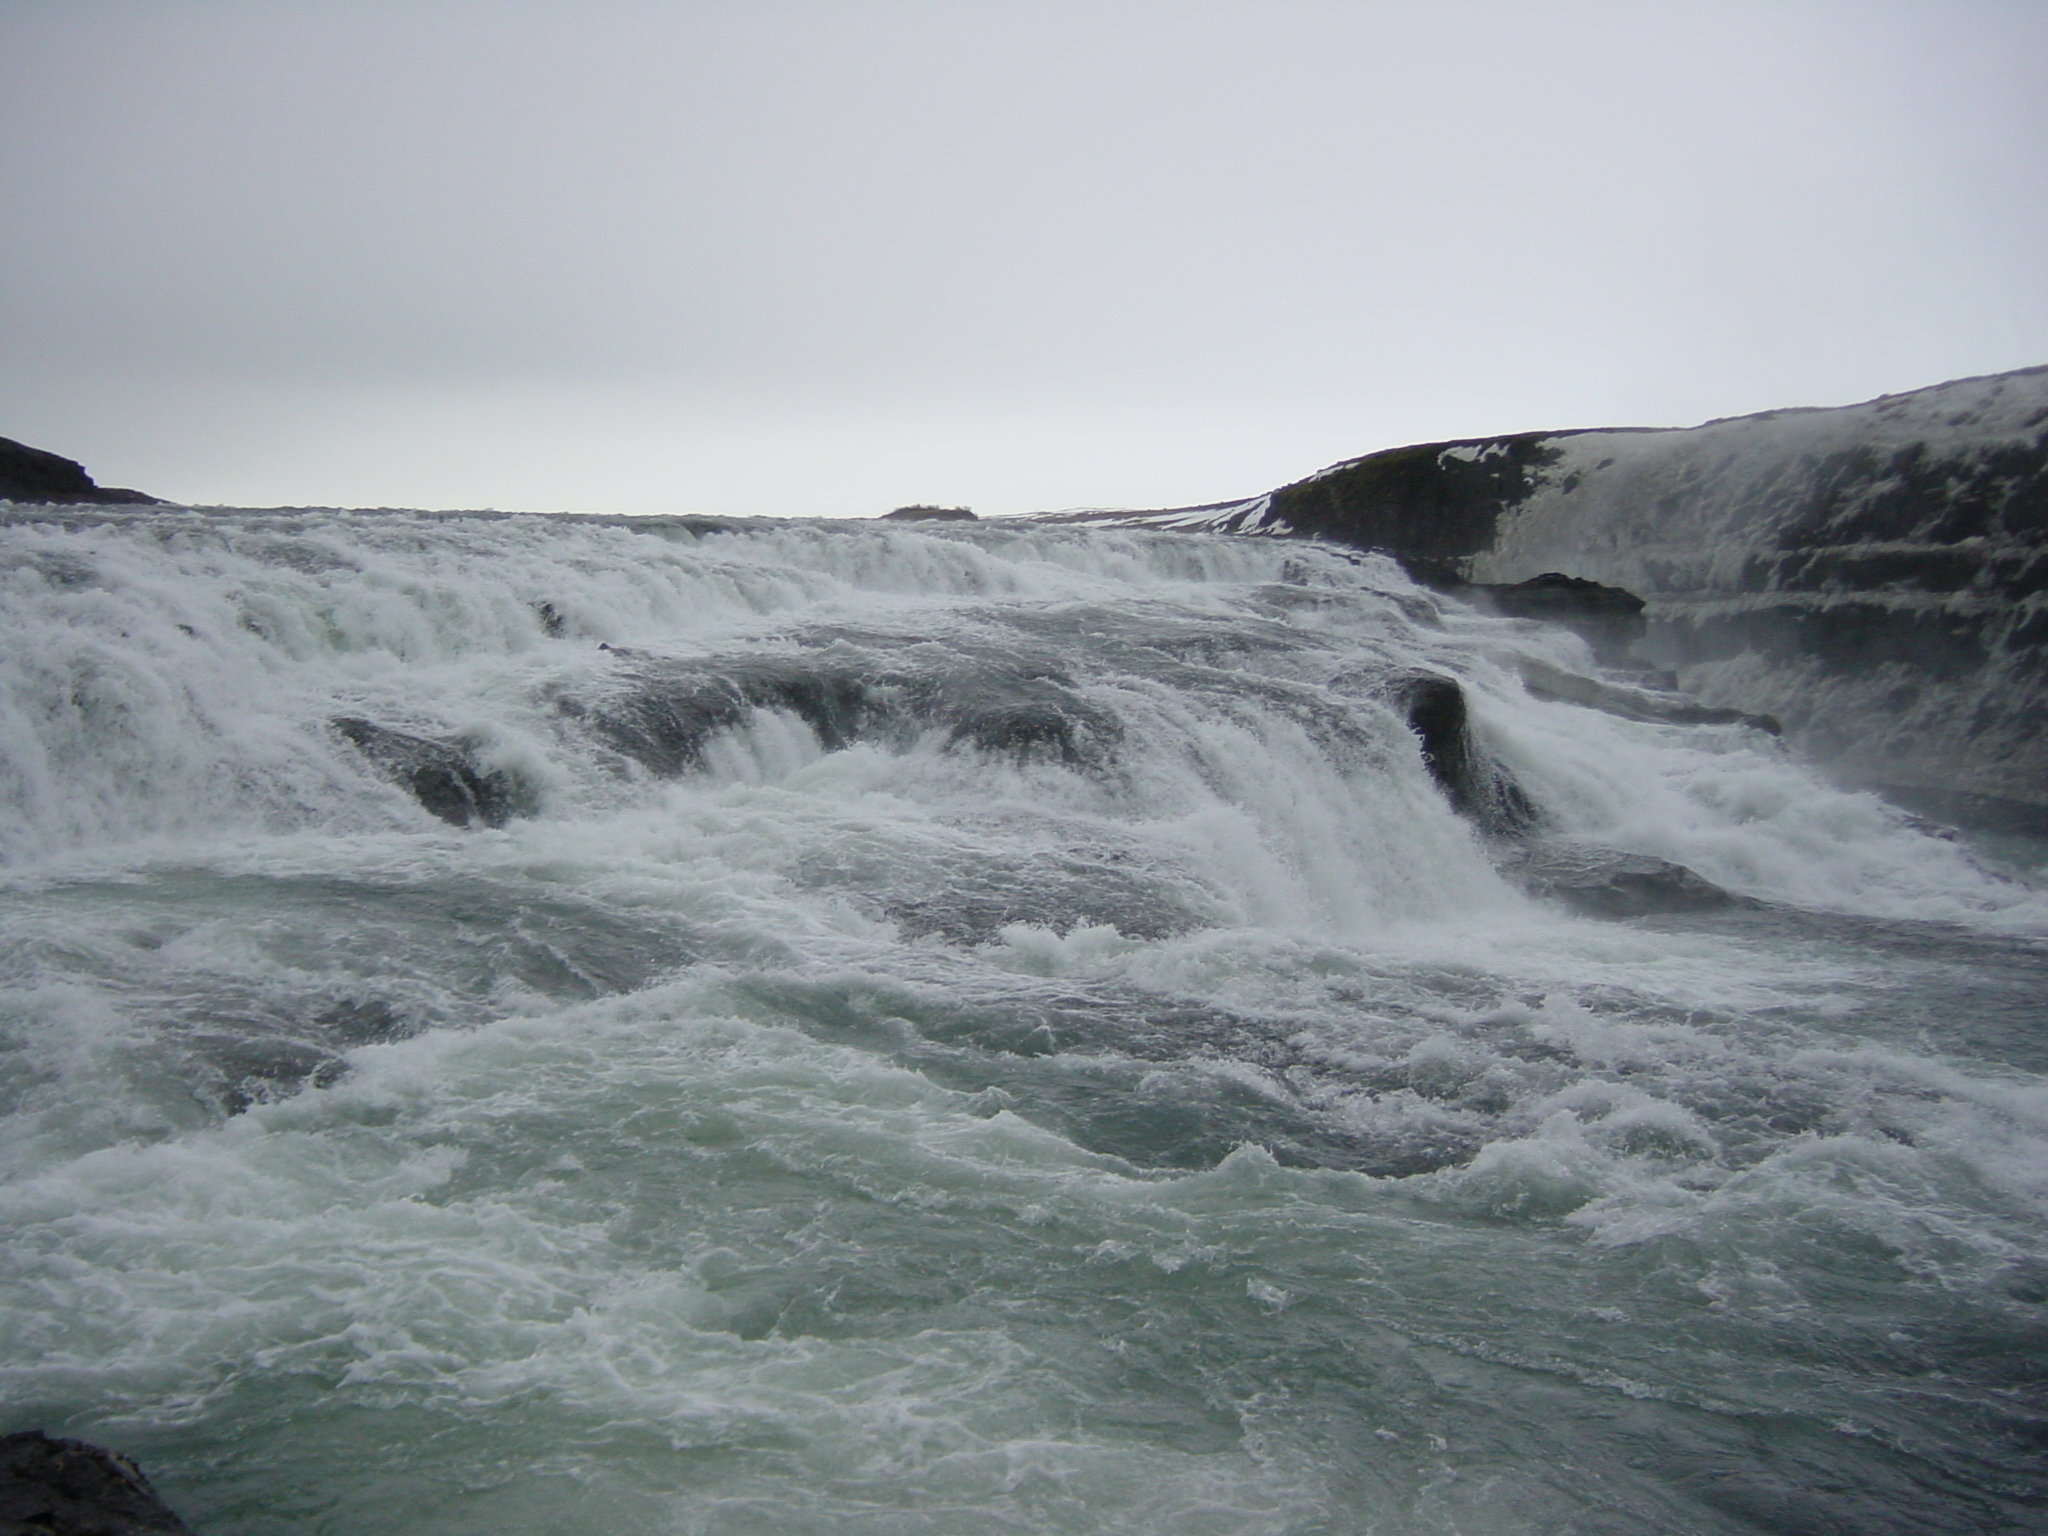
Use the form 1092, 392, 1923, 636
4, 0, 2045, 515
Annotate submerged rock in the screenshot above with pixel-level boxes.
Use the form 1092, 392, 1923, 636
332, 717, 526, 828
876, 845, 1207, 945
0, 436, 162, 506
939, 674, 1123, 768
1517, 657, 1781, 734
573, 656, 877, 775
0, 1431, 194, 1535
574, 647, 1121, 777
1499, 842, 1738, 919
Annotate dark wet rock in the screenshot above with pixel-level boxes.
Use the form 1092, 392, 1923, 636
883, 505, 977, 521
1461, 572, 1646, 662
1400, 675, 1538, 836
332, 716, 526, 828
576, 648, 1119, 776
0, 437, 162, 506
1262, 432, 1568, 583
1500, 843, 1738, 919
0, 1431, 195, 1535
574, 655, 884, 775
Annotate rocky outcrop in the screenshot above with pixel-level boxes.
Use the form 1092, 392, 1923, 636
1398, 675, 1537, 837
883, 505, 977, 521
0, 1431, 194, 1535
332, 717, 527, 828
1078, 367, 2048, 827
0, 438, 161, 506
570, 649, 1122, 779
1277, 368, 2048, 822
1458, 572, 1646, 663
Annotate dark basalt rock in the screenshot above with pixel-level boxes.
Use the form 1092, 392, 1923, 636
0, 1431, 194, 1535
1390, 674, 1750, 911
0, 437, 162, 506
1262, 432, 1569, 579
1396, 569, 1651, 663
1400, 674, 1537, 836
1500, 843, 1738, 919
1463, 572, 1646, 663
575, 649, 1120, 777
332, 717, 526, 828
883, 505, 977, 521
575, 656, 879, 775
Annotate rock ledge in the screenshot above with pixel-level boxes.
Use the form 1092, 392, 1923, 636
0, 1431, 194, 1536
0, 437, 162, 506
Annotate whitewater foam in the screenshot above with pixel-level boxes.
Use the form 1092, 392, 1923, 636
2, 505, 2043, 1534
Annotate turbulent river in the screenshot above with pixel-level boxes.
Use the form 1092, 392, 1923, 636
2, 506, 2045, 1535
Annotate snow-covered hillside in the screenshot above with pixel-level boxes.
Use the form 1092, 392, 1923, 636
1040, 367, 2048, 823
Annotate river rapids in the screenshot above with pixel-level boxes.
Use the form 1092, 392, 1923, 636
2, 506, 2044, 1534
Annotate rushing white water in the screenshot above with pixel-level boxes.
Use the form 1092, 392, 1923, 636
2, 504, 2045, 1534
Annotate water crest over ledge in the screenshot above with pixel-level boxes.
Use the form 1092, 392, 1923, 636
0, 494, 2043, 1533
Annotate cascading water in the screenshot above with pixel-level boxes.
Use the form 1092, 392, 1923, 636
2, 504, 2044, 1534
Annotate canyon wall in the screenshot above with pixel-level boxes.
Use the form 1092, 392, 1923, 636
1124, 368, 2048, 826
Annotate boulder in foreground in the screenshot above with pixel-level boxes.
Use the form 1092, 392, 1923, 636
0, 1431, 194, 1536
